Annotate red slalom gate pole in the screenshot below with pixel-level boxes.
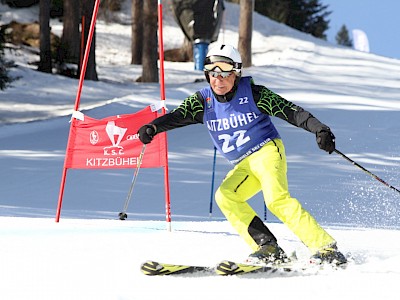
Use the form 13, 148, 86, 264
55, 0, 101, 222
158, 0, 172, 231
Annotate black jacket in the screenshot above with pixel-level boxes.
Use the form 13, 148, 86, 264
151, 78, 328, 134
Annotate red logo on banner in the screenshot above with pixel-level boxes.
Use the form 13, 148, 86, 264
65, 106, 166, 169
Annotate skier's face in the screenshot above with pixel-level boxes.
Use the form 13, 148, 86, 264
209, 71, 236, 95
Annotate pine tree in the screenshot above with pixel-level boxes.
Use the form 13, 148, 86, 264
81, 0, 98, 81
335, 24, 353, 47
38, 0, 52, 73
58, 0, 80, 67
254, 0, 290, 23
141, 0, 158, 82
131, 0, 143, 65
253, 0, 331, 40
238, 0, 253, 67
0, 15, 11, 90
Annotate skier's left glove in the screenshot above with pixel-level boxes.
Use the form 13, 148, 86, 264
138, 124, 156, 144
316, 127, 335, 154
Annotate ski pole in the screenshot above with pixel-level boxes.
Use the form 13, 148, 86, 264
264, 203, 267, 221
334, 149, 400, 194
209, 147, 217, 218
119, 144, 147, 220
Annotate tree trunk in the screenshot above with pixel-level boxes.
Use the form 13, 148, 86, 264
141, 0, 158, 82
38, 0, 52, 73
238, 0, 253, 68
58, 0, 80, 65
81, 0, 98, 81
131, 0, 143, 64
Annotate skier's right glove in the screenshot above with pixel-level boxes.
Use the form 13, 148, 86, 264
316, 127, 335, 154
138, 124, 156, 144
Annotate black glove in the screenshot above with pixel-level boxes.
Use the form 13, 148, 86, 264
316, 127, 335, 154
138, 124, 156, 144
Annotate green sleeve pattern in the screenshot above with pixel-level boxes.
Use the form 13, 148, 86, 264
173, 93, 204, 120
257, 87, 296, 120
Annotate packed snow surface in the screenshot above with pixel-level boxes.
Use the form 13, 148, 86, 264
1, 2, 400, 299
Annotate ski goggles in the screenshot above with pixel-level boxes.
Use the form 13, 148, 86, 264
204, 55, 242, 72
208, 70, 233, 78
204, 61, 235, 72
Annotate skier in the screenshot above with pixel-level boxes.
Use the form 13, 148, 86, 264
138, 44, 347, 266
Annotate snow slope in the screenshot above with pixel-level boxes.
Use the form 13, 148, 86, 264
1, 2, 400, 299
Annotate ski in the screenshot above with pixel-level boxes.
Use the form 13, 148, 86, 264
140, 260, 297, 276
141, 260, 214, 276
215, 260, 295, 276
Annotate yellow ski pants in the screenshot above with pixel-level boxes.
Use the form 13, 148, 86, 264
215, 139, 335, 253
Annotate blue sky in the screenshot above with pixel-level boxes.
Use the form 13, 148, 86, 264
322, 0, 400, 60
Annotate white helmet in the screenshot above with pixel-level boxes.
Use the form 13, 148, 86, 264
203, 44, 242, 82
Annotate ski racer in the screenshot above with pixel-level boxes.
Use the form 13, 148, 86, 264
138, 44, 347, 266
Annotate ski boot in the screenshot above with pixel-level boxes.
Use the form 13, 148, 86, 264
310, 243, 347, 266
246, 241, 288, 265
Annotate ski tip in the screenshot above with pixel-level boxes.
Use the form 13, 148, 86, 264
140, 260, 211, 276
140, 260, 163, 276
